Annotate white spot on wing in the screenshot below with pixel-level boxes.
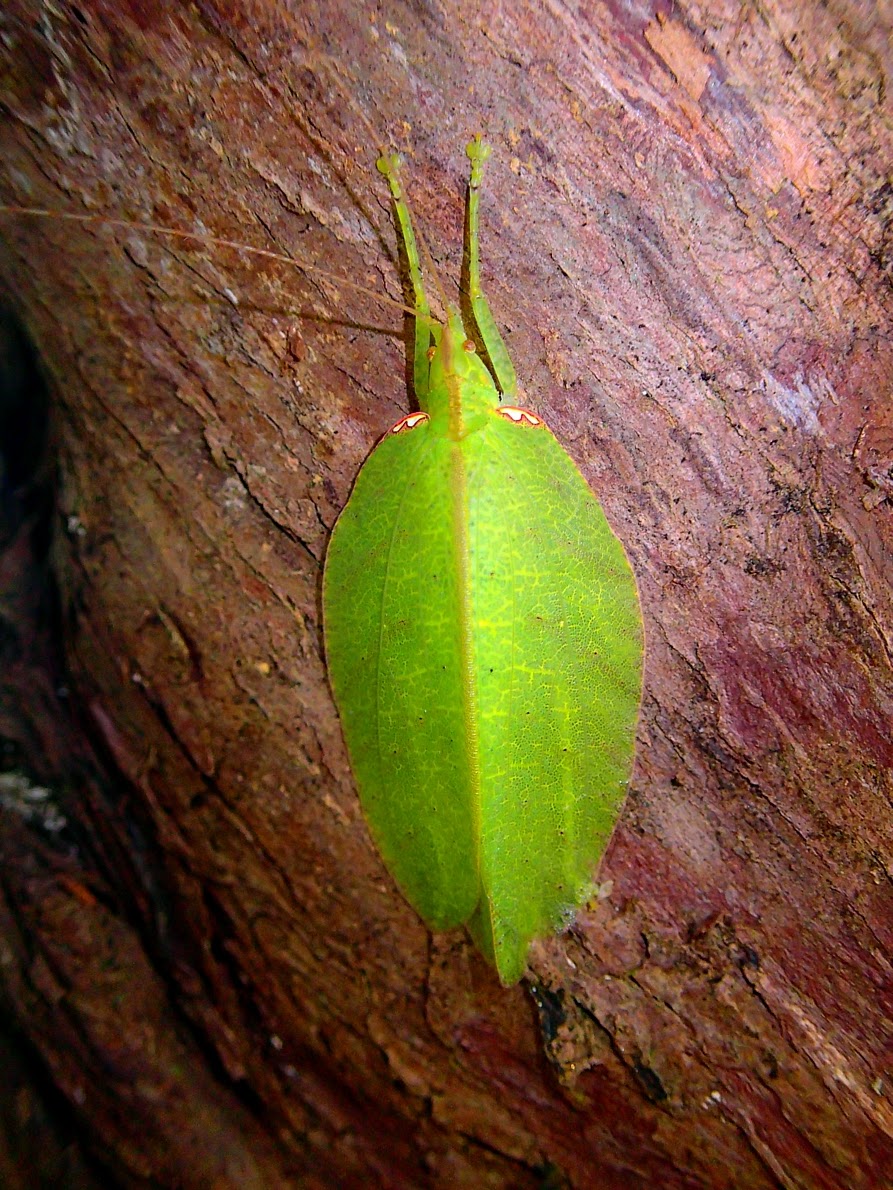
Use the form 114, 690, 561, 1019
496, 405, 542, 427
389, 411, 429, 435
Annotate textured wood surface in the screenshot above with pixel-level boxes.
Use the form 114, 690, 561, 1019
0, 2, 891, 1186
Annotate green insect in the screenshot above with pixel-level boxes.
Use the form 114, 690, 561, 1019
323, 138, 644, 985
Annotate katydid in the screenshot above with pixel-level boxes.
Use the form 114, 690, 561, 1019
323, 139, 643, 985
2, 139, 644, 985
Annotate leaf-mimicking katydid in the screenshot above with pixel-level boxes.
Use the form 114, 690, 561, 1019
1, 138, 643, 985
323, 138, 644, 985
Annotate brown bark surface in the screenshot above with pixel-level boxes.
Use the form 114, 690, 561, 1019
0, 2, 891, 1187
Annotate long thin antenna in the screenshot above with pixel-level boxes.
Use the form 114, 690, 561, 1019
0, 204, 440, 328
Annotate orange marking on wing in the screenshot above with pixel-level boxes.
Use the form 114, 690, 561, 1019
389, 412, 430, 434
496, 405, 543, 427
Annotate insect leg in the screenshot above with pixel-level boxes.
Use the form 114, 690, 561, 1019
377, 152, 435, 408
465, 136, 517, 400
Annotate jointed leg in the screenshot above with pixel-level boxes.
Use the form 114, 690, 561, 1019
465, 136, 517, 400
377, 153, 436, 407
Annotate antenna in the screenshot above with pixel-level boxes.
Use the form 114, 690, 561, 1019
0, 204, 441, 330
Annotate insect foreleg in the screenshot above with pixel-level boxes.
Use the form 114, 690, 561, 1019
464, 136, 517, 400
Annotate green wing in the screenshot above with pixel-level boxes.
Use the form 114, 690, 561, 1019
323, 420, 480, 929
323, 410, 642, 984
464, 414, 642, 982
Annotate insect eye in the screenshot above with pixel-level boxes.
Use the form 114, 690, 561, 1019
462, 340, 476, 353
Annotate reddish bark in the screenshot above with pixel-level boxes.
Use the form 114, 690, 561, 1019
0, 2, 891, 1186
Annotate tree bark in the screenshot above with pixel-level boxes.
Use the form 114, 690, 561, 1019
0, 1, 891, 1186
